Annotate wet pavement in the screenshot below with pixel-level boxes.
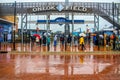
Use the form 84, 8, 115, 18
0, 43, 113, 52
0, 53, 120, 80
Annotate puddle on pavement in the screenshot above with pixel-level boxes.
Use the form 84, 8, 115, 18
0, 54, 120, 76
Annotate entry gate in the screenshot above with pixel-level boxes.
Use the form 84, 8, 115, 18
0, 2, 120, 52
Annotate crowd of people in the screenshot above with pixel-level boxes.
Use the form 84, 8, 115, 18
30, 32, 120, 52
93, 33, 120, 50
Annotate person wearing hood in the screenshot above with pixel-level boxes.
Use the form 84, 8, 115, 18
79, 36, 85, 51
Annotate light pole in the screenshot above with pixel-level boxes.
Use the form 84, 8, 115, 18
65, 0, 69, 51
65, 0, 70, 35
13, 1, 16, 50
112, 2, 115, 29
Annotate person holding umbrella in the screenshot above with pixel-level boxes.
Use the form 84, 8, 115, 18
74, 36, 78, 51
79, 33, 86, 51
36, 36, 40, 46
33, 34, 41, 46
79, 36, 85, 51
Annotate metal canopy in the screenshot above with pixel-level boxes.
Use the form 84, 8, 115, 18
0, 18, 13, 24
0, 2, 119, 16
0, 2, 120, 28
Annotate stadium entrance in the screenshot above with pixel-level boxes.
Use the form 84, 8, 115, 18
0, 2, 120, 52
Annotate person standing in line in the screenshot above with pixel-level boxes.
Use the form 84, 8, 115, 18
67, 34, 72, 45
74, 36, 78, 51
60, 34, 65, 51
53, 35, 57, 51
36, 36, 39, 46
113, 33, 116, 50
106, 35, 110, 51
39, 36, 42, 46
118, 35, 120, 50
47, 36, 50, 51
7, 33, 11, 43
67, 34, 72, 51
31, 35, 35, 49
42, 35, 47, 52
110, 33, 116, 50
38, 37, 42, 51
79, 36, 85, 51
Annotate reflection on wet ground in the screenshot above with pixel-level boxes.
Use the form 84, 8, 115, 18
0, 54, 120, 80
0, 43, 113, 52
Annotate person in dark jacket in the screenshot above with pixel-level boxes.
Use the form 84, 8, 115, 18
67, 34, 72, 51
42, 35, 47, 51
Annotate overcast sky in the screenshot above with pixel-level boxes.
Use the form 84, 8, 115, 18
1, 0, 120, 3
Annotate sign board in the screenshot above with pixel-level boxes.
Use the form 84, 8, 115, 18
32, 5, 87, 12
37, 17, 84, 24
27, 3, 92, 13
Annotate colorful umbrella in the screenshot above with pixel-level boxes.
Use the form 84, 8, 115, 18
79, 33, 86, 37
33, 34, 41, 39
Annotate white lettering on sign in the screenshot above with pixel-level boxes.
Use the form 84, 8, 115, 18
32, 6, 87, 12
32, 6, 56, 12
73, 6, 87, 11
82, 7, 87, 11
